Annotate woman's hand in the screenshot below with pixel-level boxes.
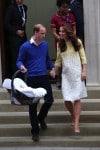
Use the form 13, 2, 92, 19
49, 68, 56, 78
81, 71, 86, 81
81, 64, 87, 81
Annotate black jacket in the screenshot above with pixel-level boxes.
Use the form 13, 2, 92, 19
70, 0, 84, 43
4, 4, 27, 37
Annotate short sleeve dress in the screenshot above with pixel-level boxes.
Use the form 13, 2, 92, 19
55, 40, 87, 101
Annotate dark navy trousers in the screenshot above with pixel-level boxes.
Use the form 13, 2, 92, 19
27, 75, 54, 134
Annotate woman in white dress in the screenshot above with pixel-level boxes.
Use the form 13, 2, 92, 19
55, 25, 87, 133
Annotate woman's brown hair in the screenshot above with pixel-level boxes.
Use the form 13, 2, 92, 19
59, 25, 81, 52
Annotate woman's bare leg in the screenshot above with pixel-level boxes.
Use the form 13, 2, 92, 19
73, 100, 81, 133
64, 101, 75, 124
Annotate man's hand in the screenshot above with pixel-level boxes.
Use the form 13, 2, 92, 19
16, 30, 25, 37
20, 65, 27, 73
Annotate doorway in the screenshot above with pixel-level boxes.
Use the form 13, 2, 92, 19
0, 0, 12, 80
3, 0, 13, 79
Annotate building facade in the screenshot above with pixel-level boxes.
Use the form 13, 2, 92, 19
0, 0, 100, 88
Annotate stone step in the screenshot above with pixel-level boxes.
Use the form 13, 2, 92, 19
0, 86, 100, 147
0, 123, 100, 137
0, 136, 100, 147
0, 99, 100, 112
0, 111, 100, 124
0, 87, 100, 100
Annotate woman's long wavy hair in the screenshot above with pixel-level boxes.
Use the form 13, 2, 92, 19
59, 25, 81, 52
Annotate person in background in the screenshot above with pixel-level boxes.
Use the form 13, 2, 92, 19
50, 0, 76, 89
70, 0, 84, 45
55, 25, 87, 133
16, 24, 56, 142
4, 0, 27, 76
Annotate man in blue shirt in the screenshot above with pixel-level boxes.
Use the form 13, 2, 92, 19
16, 24, 56, 142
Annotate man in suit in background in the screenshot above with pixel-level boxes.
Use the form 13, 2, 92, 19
4, 0, 27, 77
70, 0, 84, 45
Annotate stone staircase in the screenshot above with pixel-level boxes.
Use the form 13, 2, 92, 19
0, 85, 100, 147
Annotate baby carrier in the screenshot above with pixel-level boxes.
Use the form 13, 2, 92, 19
2, 70, 47, 105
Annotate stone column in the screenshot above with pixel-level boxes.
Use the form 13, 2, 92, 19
84, 0, 100, 87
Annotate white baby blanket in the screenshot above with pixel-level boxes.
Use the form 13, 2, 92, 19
2, 78, 47, 98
